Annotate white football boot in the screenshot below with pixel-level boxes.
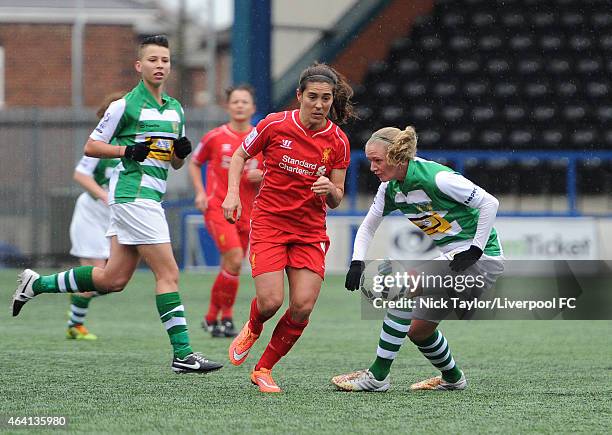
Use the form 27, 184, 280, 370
331, 369, 390, 392
410, 371, 467, 390
11, 269, 39, 317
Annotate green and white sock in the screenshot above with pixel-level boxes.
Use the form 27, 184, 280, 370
68, 294, 92, 327
411, 329, 462, 383
32, 266, 95, 294
369, 308, 411, 381
156, 292, 193, 359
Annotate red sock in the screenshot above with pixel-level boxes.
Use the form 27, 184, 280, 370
248, 297, 274, 335
255, 310, 308, 371
218, 268, 239, 319
205, 302, 220, 325
206, 269, 233, 323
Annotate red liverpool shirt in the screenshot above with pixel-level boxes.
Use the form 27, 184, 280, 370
193, 123, 261, 217
242, 110, 350, 237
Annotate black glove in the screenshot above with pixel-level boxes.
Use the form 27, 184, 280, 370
345, 260, 365, 291
174, 136, 192, 159
124, 140, 151, 162
449, 246, 483, 272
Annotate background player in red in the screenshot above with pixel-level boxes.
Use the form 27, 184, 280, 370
189, 84, 262, 338
222, 62, 356, 393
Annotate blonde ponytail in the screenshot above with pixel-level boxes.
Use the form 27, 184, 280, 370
386, 126, 418, 165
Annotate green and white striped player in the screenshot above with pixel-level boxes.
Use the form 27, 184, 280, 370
12, 35, 222, 374
332, 126, 504, 392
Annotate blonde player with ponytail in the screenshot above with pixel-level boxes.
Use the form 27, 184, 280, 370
333, 125, 504, 392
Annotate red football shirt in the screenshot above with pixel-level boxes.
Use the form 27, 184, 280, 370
241, 110, 350, 237
193, 123, 262, 217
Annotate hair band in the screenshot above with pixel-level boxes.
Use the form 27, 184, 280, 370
299, 74, 337, 85
370, 135, 394, 144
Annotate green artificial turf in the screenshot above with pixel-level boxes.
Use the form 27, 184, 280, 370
0, 269, 610, 434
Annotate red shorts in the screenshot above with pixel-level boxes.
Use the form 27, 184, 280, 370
204, 208, 250, 254
249, 223, 330, 279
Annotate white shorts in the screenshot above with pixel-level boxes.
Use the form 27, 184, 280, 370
106, 200, 171, 245
70, 192, 111, 259
410, 249, 505, 323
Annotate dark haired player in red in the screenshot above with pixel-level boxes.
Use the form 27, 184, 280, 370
189, 85, 262, 338
222, 62, 356, 393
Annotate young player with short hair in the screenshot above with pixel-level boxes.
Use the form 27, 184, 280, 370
189, 84, 262, 338
332, 126, 504, 391
12, 35, 222, 374
222, 62, 356, 392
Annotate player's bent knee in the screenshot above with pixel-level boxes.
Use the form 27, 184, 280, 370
95, 271, 130, 293
159, 267, 180, 286
408, 326, 435, 343
223, 251, 243, 274
225, 258, 242, 275
259, 297, 283, 316
289, 304, 314, 322
105, 280, 128, 293
166, 272, 180, 286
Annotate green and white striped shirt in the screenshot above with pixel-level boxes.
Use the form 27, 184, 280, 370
356, 157, 502, 258
89, 81, 185, 204
74, 156, 121, 198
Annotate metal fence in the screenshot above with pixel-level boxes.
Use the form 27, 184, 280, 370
0, 107, 226, 265
2, 107, 610, 267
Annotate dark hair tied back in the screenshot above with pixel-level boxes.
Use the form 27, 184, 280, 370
297, 62, 356, 125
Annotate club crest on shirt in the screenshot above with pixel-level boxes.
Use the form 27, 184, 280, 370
172, 121, 179, 134
321, 147, 332, 164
